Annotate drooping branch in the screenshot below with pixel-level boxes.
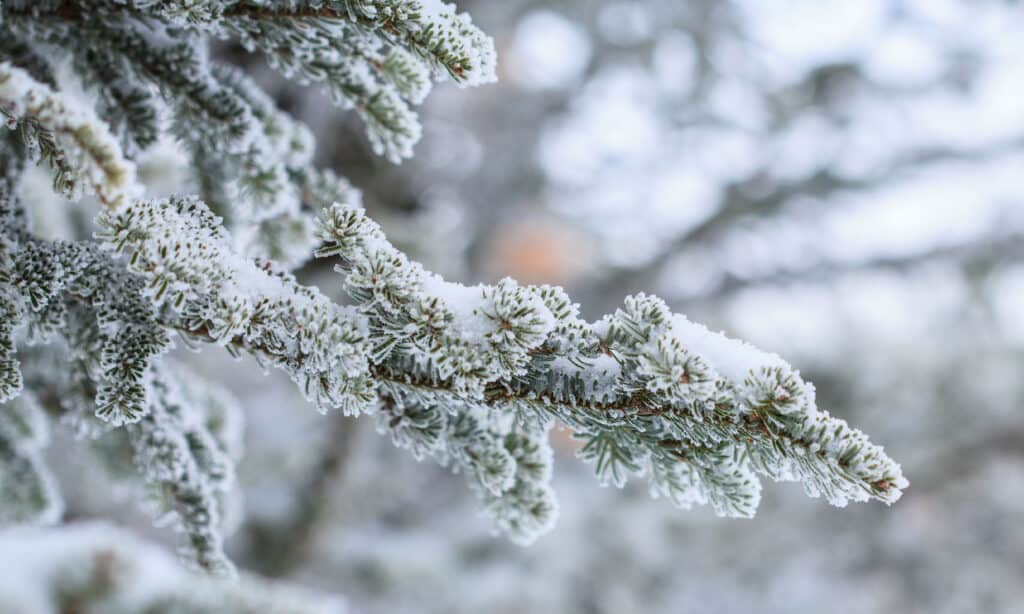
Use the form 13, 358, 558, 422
95, 194, 906, 546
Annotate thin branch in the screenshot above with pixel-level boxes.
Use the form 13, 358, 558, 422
682, 229, 1024, 304
593, 139, 1024, 305
241, 413, 362, 578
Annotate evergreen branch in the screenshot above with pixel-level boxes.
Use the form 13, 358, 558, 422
220, 1, 496, 84
95, 194, 906, 545
0, 63, 140, 208
315, 202, 906, 517
2, 0, 495, 161
2, 1, 493, 86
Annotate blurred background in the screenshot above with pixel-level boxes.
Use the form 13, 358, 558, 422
37, 0, 1024, 612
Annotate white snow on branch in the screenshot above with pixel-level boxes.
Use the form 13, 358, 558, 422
0, 63, 140, 208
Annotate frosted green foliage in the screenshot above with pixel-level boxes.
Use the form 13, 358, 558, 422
16, 346, 244, 575
69, 42, 160, 156
220, 0, 496, 161
0, 38, 57, 89
0, 393, 62, 525
0, 188, 169, 426
17, 347, 245, 577
481, 429, 558, 542
316, 202, 907, 537
0, 300, 21, 401
128, 364, 239, 575
204, 64, 314, 216
0, 185, 238, 569
0, 523, 345, 613
1, 0, 495, 270
97, 195, 376, 416
0, 246, 22, 401
3, 0, 495, 164
190, 63, 325, 266
0, 63, 140, 208
0, 0, 905, 576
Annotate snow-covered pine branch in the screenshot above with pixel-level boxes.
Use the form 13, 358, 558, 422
0, 62, 140, 208
95, 192, 906, 545
0, 0, 905, 580
3, 0, 496, 163
317, 204, 908, 531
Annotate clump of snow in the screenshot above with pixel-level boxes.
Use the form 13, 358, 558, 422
421, 273, 481, 320
420, 274, 491, 344
669, 314, 787, 382
420, 274, 556, 350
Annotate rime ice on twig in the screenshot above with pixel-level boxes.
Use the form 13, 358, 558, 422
313, 203, 907, 539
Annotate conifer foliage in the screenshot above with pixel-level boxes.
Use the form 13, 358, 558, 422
0, 0, 905, 605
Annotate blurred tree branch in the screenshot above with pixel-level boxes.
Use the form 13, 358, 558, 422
594, 138, 1024, 307
686, 228, 1024, 304
242, 414, 363, 578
